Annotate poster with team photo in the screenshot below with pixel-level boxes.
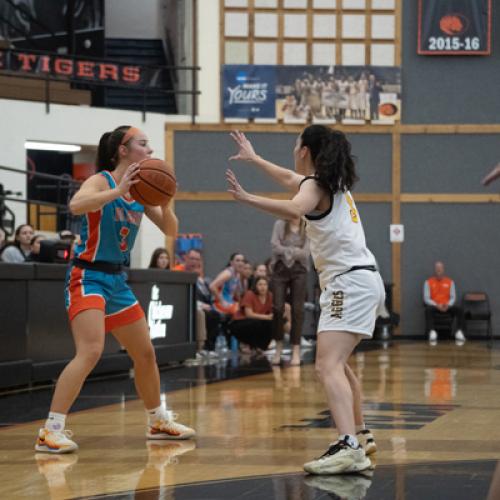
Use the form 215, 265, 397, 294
275, 65, 401, 124
418, 0, 492, 55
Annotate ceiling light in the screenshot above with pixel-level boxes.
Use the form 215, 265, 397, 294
25, 141, 82, 152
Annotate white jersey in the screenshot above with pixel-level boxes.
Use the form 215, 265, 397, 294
302, 177, 376, 290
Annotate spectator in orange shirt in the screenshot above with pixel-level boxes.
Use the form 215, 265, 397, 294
424, 261, 465, 344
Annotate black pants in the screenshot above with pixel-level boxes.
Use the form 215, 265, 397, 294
230, 319, 272, 350
271, 261, 307, 345
204, 310, 224, 351
425, 305, 464, 337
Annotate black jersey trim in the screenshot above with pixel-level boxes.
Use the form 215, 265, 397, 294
299, 176, 334, 221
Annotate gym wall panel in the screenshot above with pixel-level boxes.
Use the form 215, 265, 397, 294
175, 201, 277, 278
402, 2, 500, 124
402, 135, 500, 193
174, 131, 392, 193
401, 204, 500, 336
357, 202, 392, 282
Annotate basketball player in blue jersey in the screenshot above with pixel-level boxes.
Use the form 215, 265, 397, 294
227, 126, 384, 475
35, 125, 195, 454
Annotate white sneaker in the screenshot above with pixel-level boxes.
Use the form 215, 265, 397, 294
35, 428, 78, 454
303, 440, 372, 475
147, 411, 196, 440
305, 472, 373, 498
428, 330, 438, 343
455, 330, 466, 344
301, 337, 315, 347
357, 429, 377, 455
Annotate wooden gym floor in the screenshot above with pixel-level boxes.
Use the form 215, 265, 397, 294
0, 340, 499, 499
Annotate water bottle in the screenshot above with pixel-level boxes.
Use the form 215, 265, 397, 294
230, 335, 239, 353
215, 334, 223, 355
221, 334, 229, 356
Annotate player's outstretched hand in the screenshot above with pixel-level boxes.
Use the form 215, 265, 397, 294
116, 162, 140, 196
226, 169, 249, 202
482, 164, 500, 186
229, 130, 258, 163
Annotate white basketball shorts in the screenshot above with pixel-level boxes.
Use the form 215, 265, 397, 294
317, 269, 386, 337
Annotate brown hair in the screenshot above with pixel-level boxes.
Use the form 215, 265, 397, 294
96, 125, 135, 171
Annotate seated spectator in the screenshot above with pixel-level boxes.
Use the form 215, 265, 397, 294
149, 247, 171, 270
0, 224, 34, 263
241, 260, 254, 292
184, 249, 224, 356
424, 261, 465, 344
248, 262, 269, 290
230, 277, 273, 353
26, 234, 46, 262
209, 252, 245, 316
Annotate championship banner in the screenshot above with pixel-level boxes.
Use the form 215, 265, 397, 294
418, 0, 492, 55
222, 65, 276, 119
223, 65, 401, 124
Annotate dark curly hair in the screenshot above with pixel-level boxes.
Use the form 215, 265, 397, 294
300, 125, 358, 194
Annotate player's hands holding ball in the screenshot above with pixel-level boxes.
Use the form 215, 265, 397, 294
226, 169, 249, 202
116, 162, 140, 197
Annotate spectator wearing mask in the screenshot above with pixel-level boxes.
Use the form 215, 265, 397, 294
149, 248, 171, 270
0, 224, 34, 263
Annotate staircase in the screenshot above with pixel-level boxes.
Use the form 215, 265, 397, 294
104, 39, 177, 114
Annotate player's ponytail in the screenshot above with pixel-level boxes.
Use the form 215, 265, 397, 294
300, 124, 358, 194
95, 125, 134, 171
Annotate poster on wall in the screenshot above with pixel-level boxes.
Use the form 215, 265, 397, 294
418, 0, 492, 55
222, 65, 401, 124
222, 65, 276, 118
276, 65, 401, 124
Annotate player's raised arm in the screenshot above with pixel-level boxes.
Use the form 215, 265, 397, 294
69, 163, 140, 215
226, 168, 321, 220
229, 130, 304, 192
482, 164, 500, 186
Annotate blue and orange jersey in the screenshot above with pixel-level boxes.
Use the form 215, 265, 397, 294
73, 170, 144, 265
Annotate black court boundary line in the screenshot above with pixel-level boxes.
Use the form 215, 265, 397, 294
71, 459, 500, 499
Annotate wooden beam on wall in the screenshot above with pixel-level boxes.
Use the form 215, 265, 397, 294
391, 130, 402, 333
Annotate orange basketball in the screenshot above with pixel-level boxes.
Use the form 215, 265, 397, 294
130, 158, 176, 206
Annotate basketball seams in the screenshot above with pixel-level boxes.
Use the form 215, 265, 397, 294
135, 173, 176, 197
130, 187, 150, 206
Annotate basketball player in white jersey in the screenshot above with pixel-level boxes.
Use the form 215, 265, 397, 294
227, 126, 384, 475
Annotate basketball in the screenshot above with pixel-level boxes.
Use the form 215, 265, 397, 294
130, 158, 176, 206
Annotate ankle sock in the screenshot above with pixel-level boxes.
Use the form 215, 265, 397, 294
45, 412, 66, 432
355, 424, 366, 433
339, 434, 359, 449
147, 405, 168, 425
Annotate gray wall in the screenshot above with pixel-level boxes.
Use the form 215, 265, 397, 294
174, 131, 394, 282
172, 3, 500, 337
402, 1, 500, 124
402, 204, 500, 335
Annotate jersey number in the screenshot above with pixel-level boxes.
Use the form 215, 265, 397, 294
345, 194, 359, 223
119, 226, 130, 252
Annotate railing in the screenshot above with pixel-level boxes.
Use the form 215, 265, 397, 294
0, 164, 82, 236
0, 47, 201, 123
